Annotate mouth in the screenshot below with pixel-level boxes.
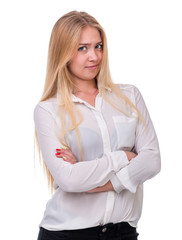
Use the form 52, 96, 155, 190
85, 64, 98, 70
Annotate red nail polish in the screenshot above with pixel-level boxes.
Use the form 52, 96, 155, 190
55, 153, 61, 155
56, 149, 61, 151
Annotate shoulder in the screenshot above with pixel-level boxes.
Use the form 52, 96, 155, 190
34, 97, 58, 120
115, 83, 142, 103
117, 83, 139, 93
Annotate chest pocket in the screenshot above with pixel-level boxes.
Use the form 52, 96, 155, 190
113, 115, 137, 149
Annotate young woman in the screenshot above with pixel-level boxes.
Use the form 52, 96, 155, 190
34, 11, 161, 240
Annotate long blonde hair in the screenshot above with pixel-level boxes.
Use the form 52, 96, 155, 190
35, 11, 143, 191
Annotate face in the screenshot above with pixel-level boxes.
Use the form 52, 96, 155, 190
68, 26, 103, 85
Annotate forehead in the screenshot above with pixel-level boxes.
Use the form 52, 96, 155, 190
79, 26, 102, 43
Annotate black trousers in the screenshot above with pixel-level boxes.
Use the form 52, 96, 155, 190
37, 222, 139, 240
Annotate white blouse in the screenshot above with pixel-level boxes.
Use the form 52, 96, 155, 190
34, 84, 161, 230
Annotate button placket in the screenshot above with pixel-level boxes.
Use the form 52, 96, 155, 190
92, 106, 116, 225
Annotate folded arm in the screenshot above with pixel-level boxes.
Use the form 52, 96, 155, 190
86, 87, 161, 194
110, 86, 161, 193
34, 103, 129, 193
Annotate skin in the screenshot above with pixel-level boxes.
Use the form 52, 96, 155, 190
68, 26, 103, 107
55, 26, 137, 192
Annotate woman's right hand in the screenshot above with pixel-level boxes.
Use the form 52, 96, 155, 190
124, 151, 137, 161
55, 147, 77, 164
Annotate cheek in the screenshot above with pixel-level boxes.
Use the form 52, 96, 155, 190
69, 55, 85, 69
98, 52, 103, 62
69, 59, 80, 73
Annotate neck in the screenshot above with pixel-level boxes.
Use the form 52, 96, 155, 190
73, 79, 98, 94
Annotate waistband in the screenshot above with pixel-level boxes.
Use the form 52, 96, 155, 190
41, 222, 137, 238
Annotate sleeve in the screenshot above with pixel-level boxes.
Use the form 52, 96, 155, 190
34, 103, 129, 193
110, 86, 161, 193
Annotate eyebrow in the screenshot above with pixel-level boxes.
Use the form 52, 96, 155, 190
79, 41, 103, 46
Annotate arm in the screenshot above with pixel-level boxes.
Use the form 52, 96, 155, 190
86, 151, 137, 193
55, 150, 137, 193
58, 86, 160, 194
34, 103, 129, 193
110, 86, 161, 193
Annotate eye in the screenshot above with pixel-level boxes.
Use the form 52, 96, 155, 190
78, 46, 87, 51
95, 44, 103, 50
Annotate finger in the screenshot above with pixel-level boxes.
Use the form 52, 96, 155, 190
55, 149, 77, 164
62, 154, 76, 163
62, 153, 77, 164
55, 152, 72, 161
55, 152, 68, 158
55, 153, 62, 158
55, 153, 72, 163
56, 146, 68, 152
60, 149, 74, 159
56, 149, 61, 153
61, 146, 67, 150
55, 152, 68, 159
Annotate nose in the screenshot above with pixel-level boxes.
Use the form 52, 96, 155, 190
88, 49, 98, 62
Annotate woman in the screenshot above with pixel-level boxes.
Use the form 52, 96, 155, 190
34, 11, 161, 240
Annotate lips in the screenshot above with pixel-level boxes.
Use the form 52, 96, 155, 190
85, 64, 98, 70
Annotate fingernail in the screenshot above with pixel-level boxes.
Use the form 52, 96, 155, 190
62, 156, 67, 159
55, 153, 61, 156
61, 146, 67, 149
56, 149, 61, 151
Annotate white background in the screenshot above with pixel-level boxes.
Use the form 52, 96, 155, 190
0, 0, 182, 239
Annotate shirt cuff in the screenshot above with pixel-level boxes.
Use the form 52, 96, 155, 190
115, 167, 137, 193
108, 150, 129, 171
110, 174, 124, 193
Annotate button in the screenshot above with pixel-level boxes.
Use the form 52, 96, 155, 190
102, 227, 107, 233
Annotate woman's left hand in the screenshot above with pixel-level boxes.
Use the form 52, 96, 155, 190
55, 147, 77, 164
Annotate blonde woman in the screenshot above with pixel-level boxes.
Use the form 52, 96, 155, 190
34, 11, 161, 240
